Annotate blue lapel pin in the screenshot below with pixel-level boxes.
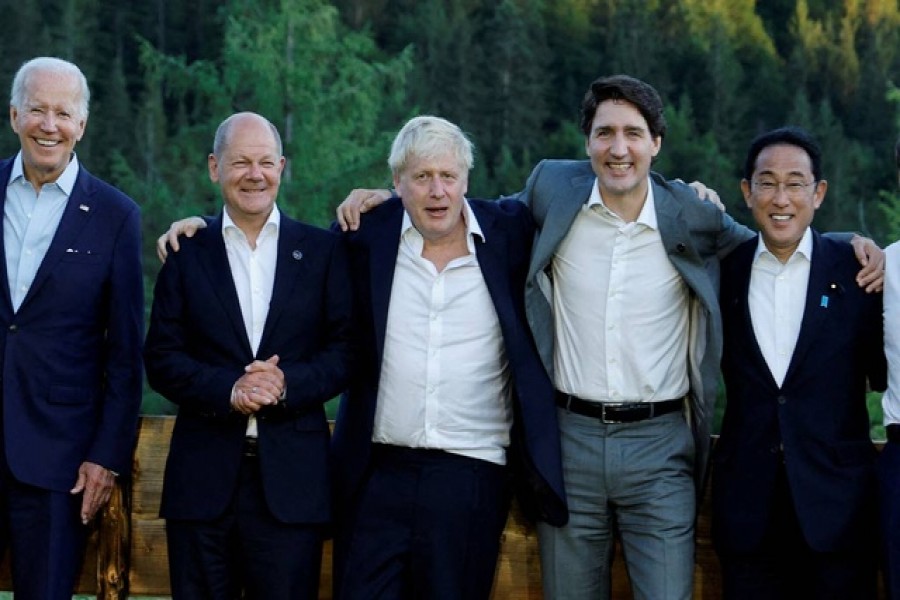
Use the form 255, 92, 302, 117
292, 250, 303, 260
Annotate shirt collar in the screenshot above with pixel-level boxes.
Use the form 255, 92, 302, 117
223, 204, 281, 240
753, 227, 813, 263
586, 176, 658, 229
10, 151, 80, 196
400, 198, 485, 253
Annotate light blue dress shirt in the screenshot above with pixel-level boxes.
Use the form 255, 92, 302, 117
4, 152, 79, 311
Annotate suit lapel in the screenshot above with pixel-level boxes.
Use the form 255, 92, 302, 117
528, 171, 593, 280
470, 204, 514, 327
258, 217, 305, 353
726, 238, 780, 389
654, 182, 711, 304
783, 230, 833, 385
197, 214, 254, 357
20, 169, 97, 310
369, 203, 404, 362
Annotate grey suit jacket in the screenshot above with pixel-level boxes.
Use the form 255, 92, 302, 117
518, 159, 752, 488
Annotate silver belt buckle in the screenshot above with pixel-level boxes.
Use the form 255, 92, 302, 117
600, 402, 625, 424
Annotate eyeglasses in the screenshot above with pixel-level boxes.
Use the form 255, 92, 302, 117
751, 179, 817, 198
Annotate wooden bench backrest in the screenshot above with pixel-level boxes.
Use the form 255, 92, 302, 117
0, 416, 766, 598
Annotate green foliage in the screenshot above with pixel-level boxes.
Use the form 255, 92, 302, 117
869, 390, 886, 441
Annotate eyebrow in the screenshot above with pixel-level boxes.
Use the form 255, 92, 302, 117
755, 169, 809, 178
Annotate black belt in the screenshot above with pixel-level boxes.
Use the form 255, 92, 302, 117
888, 424, 900, 444
555, 392, 682, 424
243, 437, 259, 458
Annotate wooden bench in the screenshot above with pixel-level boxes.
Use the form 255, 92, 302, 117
0, 415, 879, 598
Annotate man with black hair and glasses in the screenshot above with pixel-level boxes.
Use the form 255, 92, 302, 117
714, 126, 886, 599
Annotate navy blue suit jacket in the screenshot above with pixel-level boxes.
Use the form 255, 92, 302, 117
0, 157, 143, 491
331, 198, 568, 527
713, 230, 886, 553
145, 212, 353, 524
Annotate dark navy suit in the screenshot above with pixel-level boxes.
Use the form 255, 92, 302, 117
714, 231, 886, 599
145, 211, 352, 598
0, 157, 144, 597
331, 197, 567, 598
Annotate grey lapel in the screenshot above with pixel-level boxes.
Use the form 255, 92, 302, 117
528, 170, 594, 281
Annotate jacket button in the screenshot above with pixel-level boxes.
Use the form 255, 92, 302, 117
777, 395, 787, 405
676, 243, 686, 253
8, 324, 16, 332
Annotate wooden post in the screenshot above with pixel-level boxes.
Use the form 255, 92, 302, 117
96, 478, 130, 598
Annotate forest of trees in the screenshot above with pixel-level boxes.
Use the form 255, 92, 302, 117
0, 0, 897, 414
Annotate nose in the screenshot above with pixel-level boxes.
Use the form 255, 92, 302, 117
771, 184, 792, 205
246, 163, 263, 180
428, 175, 445, 198
39, 112, 57, 131
609, 132, 628, 156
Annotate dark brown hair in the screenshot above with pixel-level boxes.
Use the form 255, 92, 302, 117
580, 75, 667, 139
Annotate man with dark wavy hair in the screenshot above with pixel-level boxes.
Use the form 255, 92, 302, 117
518, 74, 750, 599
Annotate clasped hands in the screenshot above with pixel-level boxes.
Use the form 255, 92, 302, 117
231, 354, 286, 415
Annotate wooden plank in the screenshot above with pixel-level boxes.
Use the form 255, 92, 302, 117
128, 416, 174, 595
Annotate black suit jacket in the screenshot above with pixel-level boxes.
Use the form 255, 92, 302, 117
713, 230, 886, 553
145, 211, 353, 524
331, 197, 568, 527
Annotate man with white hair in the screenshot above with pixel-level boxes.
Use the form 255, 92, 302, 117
0, 57, 143, 597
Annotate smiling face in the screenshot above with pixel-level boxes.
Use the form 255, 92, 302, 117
209, 114, 285, 231
10, 69, 86, 188
585, 99, 661, 208
394, 151, 468, 245
742, 143, 826, 263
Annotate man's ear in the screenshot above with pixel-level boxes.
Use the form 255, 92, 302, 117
208, 154, 219, 183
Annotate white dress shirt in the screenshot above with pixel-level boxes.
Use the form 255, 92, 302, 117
223, 206, 280, 437
4, 152, 79, 311
373, 200, 512, 465
748, 229, 812, 388
882, 241, 900, 425
552, 178, 690, 403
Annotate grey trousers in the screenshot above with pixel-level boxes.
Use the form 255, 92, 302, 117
537, 408, 695, 600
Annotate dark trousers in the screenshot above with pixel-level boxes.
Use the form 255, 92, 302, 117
0, 460, 88, 600
337, 445, 512, 600
879, 439, 900, 600
720, 461, 877, 600
167, 455, 324, 600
